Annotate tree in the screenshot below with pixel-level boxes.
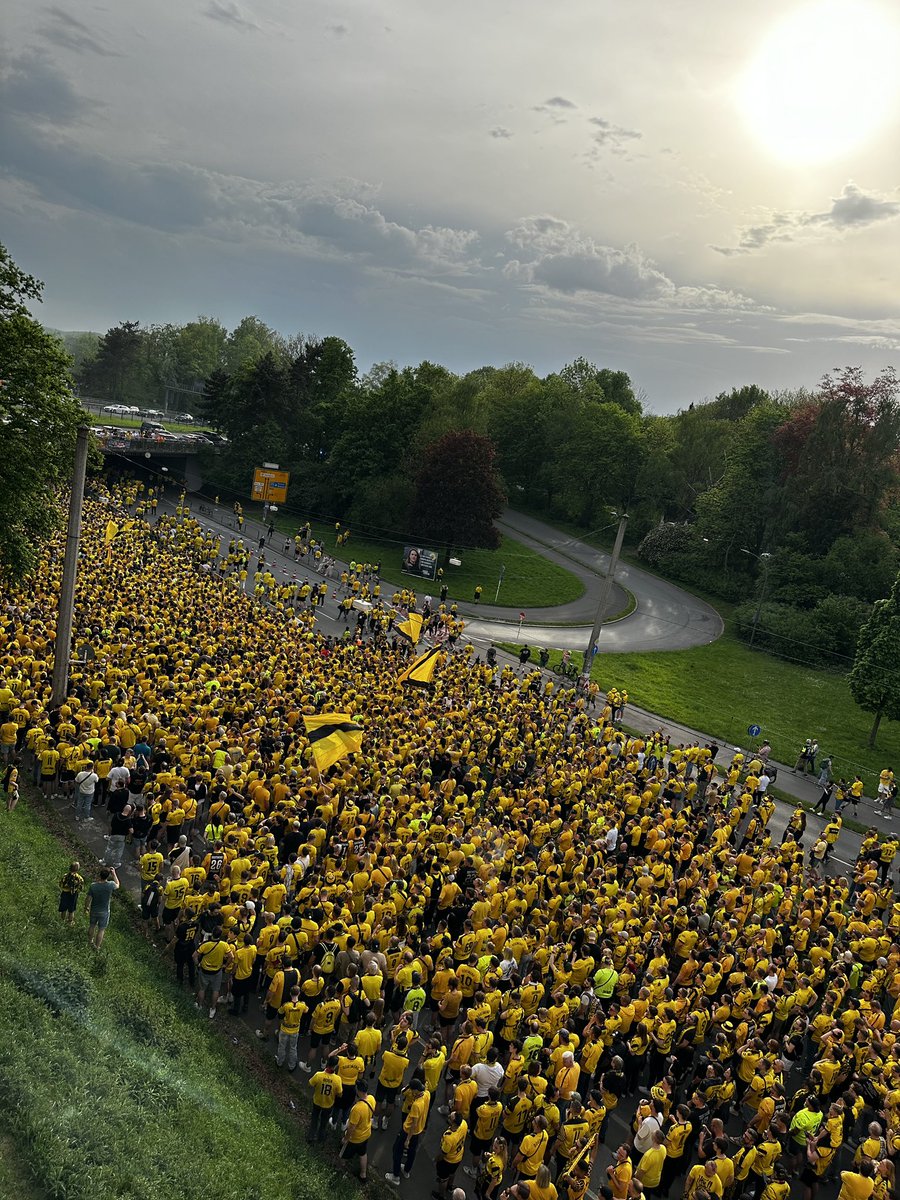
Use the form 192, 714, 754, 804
0, 243, 83, 577
849, 573, 900, 747
774, 367, 900, 553
223, 316, 283, 374
412, 430, 506, 557
80, 320, 145, 403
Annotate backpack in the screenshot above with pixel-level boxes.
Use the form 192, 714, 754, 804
319, 943, 336, 974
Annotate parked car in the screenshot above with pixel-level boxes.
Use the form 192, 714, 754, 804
143, 408, 163, 418
175, 412, 195, 423
101, 404, 132, 416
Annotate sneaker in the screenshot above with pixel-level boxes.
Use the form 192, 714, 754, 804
209, 1008, 216, 1019
402, 1169, 411, 1179
437, 1105, 449, 1116
384, 1174, 401, 1186
464, 1167, 478, 1178
381, 1115, 389, 1129
299, 1062, 312, 1073
255, 1030, 267, 1040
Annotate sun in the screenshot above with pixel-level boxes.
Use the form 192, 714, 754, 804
737, 0, 900, 164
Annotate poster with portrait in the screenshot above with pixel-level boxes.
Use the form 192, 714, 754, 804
402, 545, 438, 580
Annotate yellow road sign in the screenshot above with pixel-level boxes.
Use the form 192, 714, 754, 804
252, 467, 290, 504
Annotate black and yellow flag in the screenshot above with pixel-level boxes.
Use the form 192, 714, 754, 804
303, 713, 363, 772
397, 644, 441, 688
397, 611, 424, 645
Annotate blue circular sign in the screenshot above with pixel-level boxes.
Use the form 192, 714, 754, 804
748, 724, 761, 737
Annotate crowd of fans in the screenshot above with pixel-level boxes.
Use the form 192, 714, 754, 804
1, 477, 899, 1200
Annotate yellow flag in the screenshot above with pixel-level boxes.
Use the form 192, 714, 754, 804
302, 713, 363, 773
104, 520, 119, 544
397, 645, 441, 687
397, 611, 424, 645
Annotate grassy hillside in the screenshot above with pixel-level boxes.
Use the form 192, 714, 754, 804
0, 800, 358, 1200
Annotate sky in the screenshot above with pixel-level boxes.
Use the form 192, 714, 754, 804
2, 0, 900, 411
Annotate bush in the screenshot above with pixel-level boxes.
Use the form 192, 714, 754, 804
735, 594, 870, 668
637, 523, 750, 602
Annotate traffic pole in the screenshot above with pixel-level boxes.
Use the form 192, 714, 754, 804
51, 424, 91, 707
583, 512, 628, 672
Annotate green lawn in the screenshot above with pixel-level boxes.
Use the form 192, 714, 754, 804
266, 510, 585, 610
0, 1133, 45, 1199
504, 637, 898, 792
0, 799, 355, 1200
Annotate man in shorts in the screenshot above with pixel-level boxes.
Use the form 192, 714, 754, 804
341, 1081, 376, 1182
84, 866, 119, 949
194, 926, 233, 1019
58, 861, 84, 926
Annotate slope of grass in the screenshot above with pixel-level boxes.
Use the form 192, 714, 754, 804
0, 1133, 45, 1199
267, 511, 585, 610
0, 800, 355, 1200
502, 638, 898, 792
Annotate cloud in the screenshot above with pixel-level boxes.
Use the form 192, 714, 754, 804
0, 49, 100, 124
504, 215, 758, 311
588, 116, 641, 148
204, 1, 260, 33
39, 7, 121, 57
714, 182, 900, 255
0, 111, 481, 278
504, 216, 675, 300
489, 126, 512, 139
533, 96, 578, 123
326, 22, 349, 36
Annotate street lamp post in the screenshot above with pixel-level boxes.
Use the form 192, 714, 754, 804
583, 512, 628, 672
741, 548, 772, 648
51, 424, 91, 706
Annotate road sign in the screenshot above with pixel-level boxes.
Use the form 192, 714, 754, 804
252, 466, 290, 504
591, 645, 599, 656
748, 724, 761, 737
519, 611, 526, 622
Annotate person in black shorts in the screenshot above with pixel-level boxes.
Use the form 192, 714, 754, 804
58, 861, 84, 925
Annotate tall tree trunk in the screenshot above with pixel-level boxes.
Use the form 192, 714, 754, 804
868, 708, 883, 748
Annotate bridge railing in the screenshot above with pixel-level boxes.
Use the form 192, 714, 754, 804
94, 432, 202, 455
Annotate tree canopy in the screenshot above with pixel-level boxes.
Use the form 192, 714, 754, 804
0, 244, 83, 578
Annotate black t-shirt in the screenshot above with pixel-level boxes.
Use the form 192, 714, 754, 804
108, 788, 130, 817
110, 811, 133, 836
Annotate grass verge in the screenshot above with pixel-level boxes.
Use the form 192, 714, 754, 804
0, 797, 358, 1200
265, 510, 585, 610
501, 640, 899, 793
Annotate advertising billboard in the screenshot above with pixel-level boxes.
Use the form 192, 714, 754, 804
401, 545, 438, 581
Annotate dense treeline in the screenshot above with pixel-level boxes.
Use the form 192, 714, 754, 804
63, 317, 900, 667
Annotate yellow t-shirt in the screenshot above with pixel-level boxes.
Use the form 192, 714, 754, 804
346, 1096, 376, 1143
310, 1070, 342, 1109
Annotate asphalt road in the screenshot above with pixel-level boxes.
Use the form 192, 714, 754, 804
462, 510, 724, 653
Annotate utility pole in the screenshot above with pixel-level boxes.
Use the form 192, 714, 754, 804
51, 425, 90, 707
583, 512, 628, 673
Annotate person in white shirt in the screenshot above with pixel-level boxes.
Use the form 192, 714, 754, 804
471, 1048, 505, 1100
74, 766, 99, 823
